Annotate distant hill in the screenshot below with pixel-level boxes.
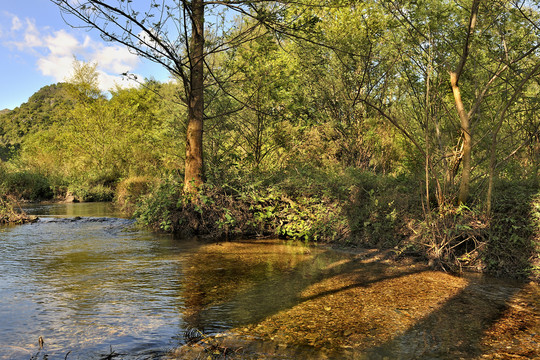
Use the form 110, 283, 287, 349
0, 83, 75, 159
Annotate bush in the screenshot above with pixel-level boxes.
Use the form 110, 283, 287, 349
135, 179, 260, 237
116, 176, 156, 214
68, 183, 115, 202
0, 194, 34, 224
1, 170, 53, 201
406, 180, 540, 279
484, 181, 539, 278
133, 169, 408, 244
134, 177, 183, 232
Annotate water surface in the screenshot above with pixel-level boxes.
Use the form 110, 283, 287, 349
1, 203, 537, 359
1, 203, 319, 358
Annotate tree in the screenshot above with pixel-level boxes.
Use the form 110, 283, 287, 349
449, 0, 480, 205
355, 0, 540, 209
20, 59, 170, 190
49, 0, 320, 194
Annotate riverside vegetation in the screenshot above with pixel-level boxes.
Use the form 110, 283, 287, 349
1, 1, 539, 281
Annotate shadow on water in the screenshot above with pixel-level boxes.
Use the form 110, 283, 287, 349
361, 278, 539, 359
177, 240, 539, 359
188, 245, 422, 328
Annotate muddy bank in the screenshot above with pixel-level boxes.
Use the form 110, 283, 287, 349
170, 242, 539, 359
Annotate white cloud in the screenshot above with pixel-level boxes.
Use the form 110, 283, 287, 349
97, 70, 133, 91
3, 13, 142, 91
37, 54, 74, 81
11, 15, 22, 31
18, 18, 43, 50
91, 45, 139, 74
45, 29, 81, 56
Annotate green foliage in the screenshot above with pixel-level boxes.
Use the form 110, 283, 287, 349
134, 177, 184, 233
344, 171, 417, 248
135, 179, 257, 236
0, 83, 75, 160
403, 180, 540, 279
1, 169, 53, 201
68, 183, 115, 202
116, 176, 157, 214
11, 61, 185, 200
134, 167, 411, 245
484, 181, 539, 278
272, 194, 346, 242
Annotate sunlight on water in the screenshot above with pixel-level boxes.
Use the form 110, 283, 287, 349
0, 203, 321, 359
0, 204, 190, 358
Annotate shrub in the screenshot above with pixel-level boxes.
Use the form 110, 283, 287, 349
407, 180, 540, 279
135, 179, 259, 237
68, 183, 115, 202
484, 181, 539, 278
116, 176, 156, 214
2, 170, 53, 201
0, 194, 34, 224
133, 169, 402, 244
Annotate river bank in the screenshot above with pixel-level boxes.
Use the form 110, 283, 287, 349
2, 165, 539, 281
134, 177, 540, 282
0, 196, 36, 224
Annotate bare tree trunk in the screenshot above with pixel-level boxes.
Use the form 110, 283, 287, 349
450, 0, 480, 206
450, 74, 473, 205
184, 0, 205, 194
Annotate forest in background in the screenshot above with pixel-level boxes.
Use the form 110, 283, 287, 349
0, 0, 539, 279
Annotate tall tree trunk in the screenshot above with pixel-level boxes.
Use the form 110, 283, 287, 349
450, 0, 480, 205
184, 0, 205, 194
450, 73, 473, 205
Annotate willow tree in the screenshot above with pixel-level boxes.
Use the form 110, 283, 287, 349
49, 0, 315, 194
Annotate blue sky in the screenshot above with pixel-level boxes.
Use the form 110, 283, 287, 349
0, 0, 170, 110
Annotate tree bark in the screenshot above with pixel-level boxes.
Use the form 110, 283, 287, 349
184, 0, 205, 194
450, 0, 480, 206
450, 72, 472, 205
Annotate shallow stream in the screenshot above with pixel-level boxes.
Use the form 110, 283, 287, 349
0, 203, 537, 359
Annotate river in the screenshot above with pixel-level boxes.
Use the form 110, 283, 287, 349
0, 203, 538, 359
0, 203, 343, 359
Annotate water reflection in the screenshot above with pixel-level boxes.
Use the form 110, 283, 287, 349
22, 202, 127, 218
0, 204, 343, 359
1, 204, 190, 358
180, 240, 319, 330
